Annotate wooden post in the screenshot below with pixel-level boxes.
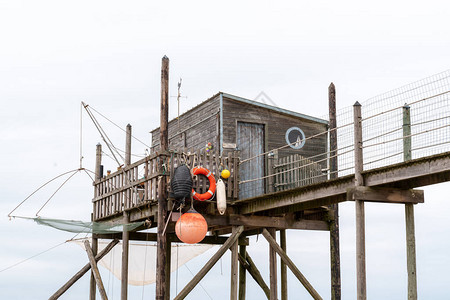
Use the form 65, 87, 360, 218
405, 204, 417, 300
280, 229, 288, 300
268, 228, 277, 300
165, 238, 172, 300
239, 244, 247, 300
156, 55, 169, 300
121, 125, 132, 300
91, 143, 102, 300
262, 229, 323, 300
246, 253, 270, 299
353, 102, 366, 300
125, 124, 132, 166
121, 212, 129, 300
403, 104, 417, 300
84, 240, 109, 300
174, 226, 244, 300
328, 82, 341, 300
50, 239, 119, 300
231, 226, 239, 300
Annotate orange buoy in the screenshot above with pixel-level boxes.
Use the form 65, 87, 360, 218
175, 209, 208, 244
192, 167, 216, 201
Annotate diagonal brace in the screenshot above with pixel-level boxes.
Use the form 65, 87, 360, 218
49, 239, 119, 300
174, 226, 244, 300
238, 251, 270, 299
84, 240, 109, 300
262, 229, 323, 300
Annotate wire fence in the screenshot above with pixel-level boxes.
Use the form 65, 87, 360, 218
238, 70, 450, 199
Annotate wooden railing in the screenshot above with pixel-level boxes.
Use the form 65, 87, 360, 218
93, 151, 239, 221
272, 154, 326, 192
93, 153, 163, 221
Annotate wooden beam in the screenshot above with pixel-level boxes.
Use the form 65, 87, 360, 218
347, 187, 424, 204
280, 230, 288, 300
204, 214, 329, 231
405, 203, 417, 300
84, 240, 109, 300
261, 229, 323, 300
268, 228, 277, 300
231, 226, 239, 300
238, 244, 247, 300
174, 226, 244, 300
49, 239, 119, 300
96, 232, 249, 246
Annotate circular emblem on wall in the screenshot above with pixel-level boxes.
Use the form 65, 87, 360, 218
285, 127, 306, 149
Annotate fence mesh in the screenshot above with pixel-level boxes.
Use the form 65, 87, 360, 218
238, 70, 450, 199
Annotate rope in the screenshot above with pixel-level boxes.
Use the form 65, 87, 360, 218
0, 231, 80, 274
82, 102, 124, 166
7, 168, 81, 217
88, 104, 151, 148
0, 240, 67, 273
239, 148, 354, 185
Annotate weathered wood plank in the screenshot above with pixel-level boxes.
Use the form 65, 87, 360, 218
347, 186, 424, 204
204, 214, 329, 231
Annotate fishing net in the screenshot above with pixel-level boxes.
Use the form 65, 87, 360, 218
74, 239, 214, 286
14, 216, 145, 234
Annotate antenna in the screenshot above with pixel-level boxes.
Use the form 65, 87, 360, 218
171, 78, 188, 134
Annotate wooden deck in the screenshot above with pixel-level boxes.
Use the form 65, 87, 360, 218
92, 150, 449, 234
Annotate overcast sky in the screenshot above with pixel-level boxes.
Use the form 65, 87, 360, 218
1, 0, 449, 299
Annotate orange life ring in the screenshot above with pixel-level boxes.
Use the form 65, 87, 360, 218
192, 167, 216, 201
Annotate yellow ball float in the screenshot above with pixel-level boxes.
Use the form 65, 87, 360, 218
221, 169, 231, 179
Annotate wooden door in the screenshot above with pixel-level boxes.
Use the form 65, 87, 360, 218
237, 122, 265, 199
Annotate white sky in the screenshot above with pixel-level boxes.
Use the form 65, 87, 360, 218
1, 0, 449, 299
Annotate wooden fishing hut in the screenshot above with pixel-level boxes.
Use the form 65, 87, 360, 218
150, 91, 329, 199
81, 57, 341, 300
